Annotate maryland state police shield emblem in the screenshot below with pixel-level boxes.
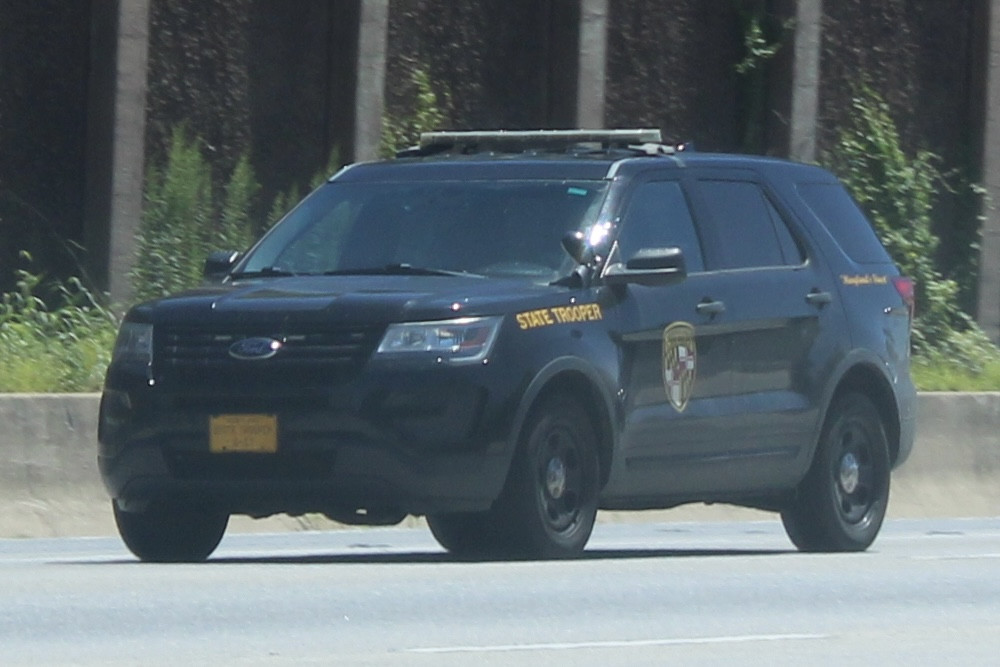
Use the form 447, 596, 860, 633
662, 322, 697, 412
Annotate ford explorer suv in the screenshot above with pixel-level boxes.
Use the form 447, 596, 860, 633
98, 129, 917, 561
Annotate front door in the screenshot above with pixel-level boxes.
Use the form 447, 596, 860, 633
607, 176, 745, 497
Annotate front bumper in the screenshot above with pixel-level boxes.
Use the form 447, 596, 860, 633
98, 366, 516, 518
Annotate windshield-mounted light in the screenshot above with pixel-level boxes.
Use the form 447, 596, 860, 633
587, 221, 612, 247
376, 317, 502, 364
112, 322, 153, 366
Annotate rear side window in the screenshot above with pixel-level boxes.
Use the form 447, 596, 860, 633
763, 196, 805, 265
796, 183, 891, 264
697, 180, 800, 269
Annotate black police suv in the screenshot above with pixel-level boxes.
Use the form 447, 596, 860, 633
99, 129, 917, 561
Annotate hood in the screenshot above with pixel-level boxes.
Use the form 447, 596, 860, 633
143, 274, 567, 327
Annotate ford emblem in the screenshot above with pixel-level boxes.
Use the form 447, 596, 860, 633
229, 337, 282, 360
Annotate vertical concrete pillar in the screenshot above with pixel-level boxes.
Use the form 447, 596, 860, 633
788, 0, 823, 163
352, 0, 389, 161
979, 0, 1000, 343
85, 0, 150, 306
577, 0, 608, 129
108, 0, 151, 306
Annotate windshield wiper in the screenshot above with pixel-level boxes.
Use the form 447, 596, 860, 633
323, 264, 482, 278
230, 266, 299, 279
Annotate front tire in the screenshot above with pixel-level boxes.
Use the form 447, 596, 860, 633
495, 396, 600, 558
781, 393, 891, 552
426, 511, 503, 558
427, 397, 600, 559
114, 501, 229, 562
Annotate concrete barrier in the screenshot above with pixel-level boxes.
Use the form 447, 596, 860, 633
0, 393, 997, 538
890, 392, 1000, 519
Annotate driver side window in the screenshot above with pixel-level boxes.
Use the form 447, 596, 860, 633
617, 180, 705, 273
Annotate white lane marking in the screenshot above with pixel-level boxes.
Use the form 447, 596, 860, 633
408, 633, 827, 654
911, 553, 1000, 561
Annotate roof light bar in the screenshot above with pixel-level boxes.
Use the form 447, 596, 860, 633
419, 129, 664, 151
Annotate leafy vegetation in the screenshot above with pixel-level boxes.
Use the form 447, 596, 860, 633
379, 68, 448, 158
911, 355, 1000, 392
5, 82, 999, 392
1, 125, 341, 392
825, 85, 1000, 383
733, 4, 792, 153
0, 258, 118, 392
131, 126, 260, 303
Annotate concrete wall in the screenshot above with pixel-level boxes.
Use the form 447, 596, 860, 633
0, 395, 108, 538
891, 392, 1000, 519
1, 393, 997, 538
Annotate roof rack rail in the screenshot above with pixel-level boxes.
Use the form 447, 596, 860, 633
399, 129, 672, 157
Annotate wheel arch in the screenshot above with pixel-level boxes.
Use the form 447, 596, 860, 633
511, 358, 618, 490
827, 362, 902, 466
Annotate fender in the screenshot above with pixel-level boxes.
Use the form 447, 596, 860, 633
793, 346, 905, 479
505, 355, 622, 482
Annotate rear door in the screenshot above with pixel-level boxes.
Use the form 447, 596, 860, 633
682, 169, 842, 484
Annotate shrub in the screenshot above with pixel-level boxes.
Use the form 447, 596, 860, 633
733, 4, 791, 153
132, 127, 260, 302
2, 128, 338, 392
825, 85, 997, 368
0, 260, 118, 392
379, 68, 448, 158
265, 147, 341, 229
219, 153, 259, 251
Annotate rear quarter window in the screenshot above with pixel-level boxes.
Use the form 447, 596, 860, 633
796, 182, 891, 264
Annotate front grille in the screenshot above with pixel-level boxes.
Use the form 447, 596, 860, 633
155, 324, 383, 384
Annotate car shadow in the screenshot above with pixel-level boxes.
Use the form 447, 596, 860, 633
91, 545, 794, 566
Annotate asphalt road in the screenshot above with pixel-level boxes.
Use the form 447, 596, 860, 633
1, 518, 999, 666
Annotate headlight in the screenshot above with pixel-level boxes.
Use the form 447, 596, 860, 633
376, 316, 502, 364
112, 322, 153, 365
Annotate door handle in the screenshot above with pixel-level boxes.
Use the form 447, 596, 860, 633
696, 299, 726, 316
805, 290, 832, 306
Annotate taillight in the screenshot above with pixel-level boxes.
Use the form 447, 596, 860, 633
892, 276, 915, 318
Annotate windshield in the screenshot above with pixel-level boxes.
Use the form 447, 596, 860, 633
238, 179, 609, 282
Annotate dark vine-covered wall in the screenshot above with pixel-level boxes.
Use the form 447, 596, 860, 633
819, 0, 983, 161
146, 0, 359, 204
0, 0, 991, 295
144, 0, 253, 182
0, 0, 90, 288
385, 0, 579, 131
605, 0, 744, 150
819, 0, 985, 297
246, 2, 345, 196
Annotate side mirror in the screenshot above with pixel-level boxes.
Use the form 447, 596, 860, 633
203, 250, 242, 281
603, 247, 686, 287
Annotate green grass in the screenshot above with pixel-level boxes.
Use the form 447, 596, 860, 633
911, 357, 1000, 392
0, 270, 119, 393
3, 263, 1000, 393
0, 322, 116, 392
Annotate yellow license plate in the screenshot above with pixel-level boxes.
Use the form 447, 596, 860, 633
209, 414, 278, 454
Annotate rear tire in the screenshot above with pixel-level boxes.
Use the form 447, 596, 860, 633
114, 501, 229, 562
781, 393, 890, 552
